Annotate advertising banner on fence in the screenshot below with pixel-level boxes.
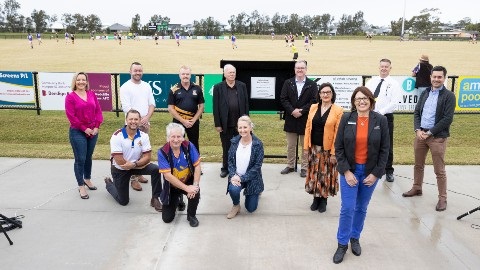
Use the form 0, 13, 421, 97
455, 76, 480, 112
311, 75, 421, 112
39, 72, 112, 111
310, 76, 363, 110
0, 71, 35, 107
203, 74, 223, 113
119, 73, 196, 110
88, 73, 112, 111
39, 72, 74, 110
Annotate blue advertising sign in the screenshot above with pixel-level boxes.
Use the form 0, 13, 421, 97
0, 71, 35, 106
119, 74, 197, 109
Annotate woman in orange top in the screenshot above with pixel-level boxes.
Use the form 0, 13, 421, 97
332, 86, 389, 264
304, 83, 343, 213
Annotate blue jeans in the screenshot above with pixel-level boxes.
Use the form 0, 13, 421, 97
228, 183, 260, 213
69, 128, 98, 186
336, 164, 379, 245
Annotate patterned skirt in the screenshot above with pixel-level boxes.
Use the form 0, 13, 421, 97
304, 146, 339, 198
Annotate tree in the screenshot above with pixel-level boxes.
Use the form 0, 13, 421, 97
24, 16, 33, 32
193, 16, 221, 36
3, 0, 22, 32
31, 9, 50, 32
351, 11, 366, 35
72, 13, 85, 32
131, 14, 141, 33
84, 14, 102, 33
410, 8, 442, 36
285, 13, 302, 34
271, 13, 287, 34
319, 14, 334, 34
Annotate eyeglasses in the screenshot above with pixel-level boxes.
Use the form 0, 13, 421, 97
354, 97, 369, 102
295, 67, 306, 70
320, 91, 332, 95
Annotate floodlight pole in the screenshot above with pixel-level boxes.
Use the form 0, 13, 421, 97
401, 0, 406, 37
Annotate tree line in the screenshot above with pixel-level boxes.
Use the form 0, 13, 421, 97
1, 0, 479, 36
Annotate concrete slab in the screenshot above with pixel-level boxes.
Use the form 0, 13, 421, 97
0, 158, 479, 269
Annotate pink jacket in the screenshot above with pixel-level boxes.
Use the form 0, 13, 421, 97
65, 90, 103, 132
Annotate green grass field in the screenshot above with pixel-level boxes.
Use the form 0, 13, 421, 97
0, 38, 479, 164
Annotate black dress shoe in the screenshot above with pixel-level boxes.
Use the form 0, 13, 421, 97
84, 182, 97, 190
220, 170, 228, 178
386, 173, 394, 182
187, 215, 199, 227
300, 169, 307, 178
318, 197, 327, 213
333, 243, 348, 264
178, 196, 186, 211
280, 167, 294, 174
350, 238, 361, 256
310, 197, 320, 211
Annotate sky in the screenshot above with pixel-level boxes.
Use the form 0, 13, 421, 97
14, 0, 478, 27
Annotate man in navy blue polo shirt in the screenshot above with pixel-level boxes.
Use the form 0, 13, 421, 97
167, 65, 205, 154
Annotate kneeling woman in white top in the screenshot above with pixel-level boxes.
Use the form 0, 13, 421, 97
226, 115, 264, 219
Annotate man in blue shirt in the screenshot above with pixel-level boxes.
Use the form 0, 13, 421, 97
402, 66, 455, 212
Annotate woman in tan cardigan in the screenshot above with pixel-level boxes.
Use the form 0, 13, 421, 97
303, 82, 343, 212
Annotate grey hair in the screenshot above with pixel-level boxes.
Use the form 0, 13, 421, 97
166, 122, 185, 140
223, 64, 236, 73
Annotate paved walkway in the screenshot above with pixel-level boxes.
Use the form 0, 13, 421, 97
1, 158, 479, 269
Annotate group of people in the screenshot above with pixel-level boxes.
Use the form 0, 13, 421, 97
64, 62, 264, 227
64, 57, 456, 263
274, 58, 455, 264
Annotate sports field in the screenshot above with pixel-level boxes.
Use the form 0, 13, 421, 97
1, 37, 479, 75
0, 37, 479, 164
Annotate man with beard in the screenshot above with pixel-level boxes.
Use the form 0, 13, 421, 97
104, 109, 162, 212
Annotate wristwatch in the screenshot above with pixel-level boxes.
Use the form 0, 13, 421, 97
133, 161, 138, 168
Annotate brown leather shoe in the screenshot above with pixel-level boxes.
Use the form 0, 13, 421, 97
402, 188, 422, 197
136, 175, 148, 183
131, 179, 142, 191
436, 199, 447, 211
150, 197, 162, 212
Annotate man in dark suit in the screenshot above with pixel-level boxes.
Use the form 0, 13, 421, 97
213, 64, 249, 178
280, 60, 317, 177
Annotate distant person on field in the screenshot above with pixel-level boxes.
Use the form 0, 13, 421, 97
175, 32, 180, 46
309, 33, 314, 46
304, 35, 310, 52
71, 33, 75, 45
231, 34, 238, 49
36, 32, 42, 45
225, 116, 264, 219
291, 44, 298, 60
402, 66, 455, 212
412, 54, 433, 92
27, 33, 33, 49
65, 72, 104, 200
65, 32, 69, 44
154, 33, 159, 45
213, 64, 249, 178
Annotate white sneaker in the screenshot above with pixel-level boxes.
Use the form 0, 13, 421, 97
227, 205, 241, 219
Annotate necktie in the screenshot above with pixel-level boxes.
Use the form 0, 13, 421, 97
374, 79, 384, 98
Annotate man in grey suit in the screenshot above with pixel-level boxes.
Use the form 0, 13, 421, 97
213, 64, 249, 178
